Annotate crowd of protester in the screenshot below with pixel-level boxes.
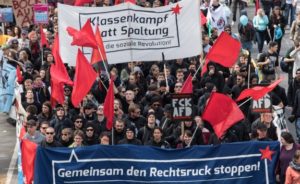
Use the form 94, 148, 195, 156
3, 0, 300, 183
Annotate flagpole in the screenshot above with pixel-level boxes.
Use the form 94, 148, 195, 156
192, 55, 206, 80
111, 127, 114, 145
162, 53, 169, 90
188, 123, 199, 147
246, 49, 251, 89
161, 118, 168, 130
238, 97, 252, 107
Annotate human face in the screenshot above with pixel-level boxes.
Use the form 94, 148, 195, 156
148, 115, 156, 126
271, 45, 278, 53
26, 90, 34, 99
97, 105, 104, 115
27, 124, 37, 134
151, 102, 161, 110
131, 109, 141, 118
174, 83, 182, 93
74, 135, 83, 146
115, 122, 124, 132
125, 90, 135, 101
86, 127, 94, 137
100, 136, 110, 145
56, 107, 65, 117
129, 75, 136, 84
40, 124, 49, 134
236, 76, 244, 85
262, 113, 273, 124
280, 137, 288, 146
74, 119, 83, 129
42, 105, 49, 114
126, 130, 134, 140
45, 128, 55, 143
296, 71, 300, 80
39, 70, 46, 79
153, 129, 162, 141
176, 72, 184, 81
183, 134, 192, 145
61, 131, 71, 141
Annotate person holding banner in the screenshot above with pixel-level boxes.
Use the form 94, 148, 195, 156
145, 127, 170, 148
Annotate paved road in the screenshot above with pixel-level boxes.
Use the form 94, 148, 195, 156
0, 113, 17, 184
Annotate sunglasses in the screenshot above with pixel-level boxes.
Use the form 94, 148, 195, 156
62, 133, 69, 136
75, 120, 83, 123
175, 85, 182, 88
41, 127, 48, 129
46, 132, 54, 135
57, 108, 64, 111
86, 129, 94, 132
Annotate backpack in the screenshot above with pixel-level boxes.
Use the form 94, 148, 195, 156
280, 57, 289, 73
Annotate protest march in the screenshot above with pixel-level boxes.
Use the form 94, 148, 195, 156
1, 0, 300, 183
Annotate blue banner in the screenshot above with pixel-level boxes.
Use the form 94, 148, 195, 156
34, 141, 279, 184
0, 60, 16, 113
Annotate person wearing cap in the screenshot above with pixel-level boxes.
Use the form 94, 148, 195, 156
18, 29, 30, 50
85, 123, 98, 146
40, 127, 62, 148
23, 119, 45, 145
118, 125, 142, 145
83, 102, 96, 121
50, 104, 73, 140
10, 38, 19, 51
255, 122, 273, 141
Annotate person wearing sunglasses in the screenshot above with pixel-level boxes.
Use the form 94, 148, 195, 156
85, 123, 98, 146
40, 127, 62, 148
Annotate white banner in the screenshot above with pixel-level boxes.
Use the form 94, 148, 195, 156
58, 0, 201, 66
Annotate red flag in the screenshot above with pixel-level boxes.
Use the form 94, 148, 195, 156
255, 0, 260, 15
91, 26, 107, 64
72, 49, 97, 107
21, 139, 37, 184
201, 32, 241, 76
202, 92, 244, 138
236, 78, 284, 101
66, 20, 98, 49
115, 0, 121, 5
125, 0, 136, 4
52, 34, 73, 85
16, 65, 23, 84
181, 74, 193, 93
50, 34, 73, 106
39, 25, 48, 48
74, 0, 93, 6
50, 67, 66, 106
103, 79, 115, 130
200, 11, 207, 26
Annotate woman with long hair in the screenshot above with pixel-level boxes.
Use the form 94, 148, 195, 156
253, 9, 269, 53
269, 6, 286, 55
277, 132, 299, 183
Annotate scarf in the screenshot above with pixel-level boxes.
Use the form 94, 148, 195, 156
290, 161, 300, 171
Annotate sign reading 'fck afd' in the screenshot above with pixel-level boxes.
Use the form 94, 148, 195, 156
58, 0, 202, 66
171, 93, 193, 121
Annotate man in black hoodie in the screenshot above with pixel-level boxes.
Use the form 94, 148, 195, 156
118, 126, 142, 145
